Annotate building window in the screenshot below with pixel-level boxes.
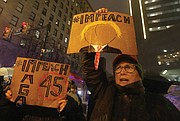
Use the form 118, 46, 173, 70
42, 8, 47, 16
52, 5, 56, 12
64, 37, 68, 43
58, 10, 62, 17
39, 18, 44, 26
45, 0, 50, 6
63, 47, 67, 53
76, 2, 79, 7
60, 33, 63, 40
68, 20, 71, 26
16, 2, 24, 13
20, 39, 26, 47
71, 5, 74, 10
149, 16, 180, 24
149, 25, 174, 32
61, 24, 65, 30
10, 15, 19, 26
69, 12, 73, 18
29, 12, 36, 21
55, 19, 59, 26
54, 0, 58, 3
33, 1, 39, 10
53, 29, 57, 36
3, 0, 8, 3
60, 2, 64, 9
147, 8, 180, 17
63, 15, 67, 22
49, 14, 54, 21
145, 0, 160, 4
67, 1, 69, 6
65, 7, 68, 14
0, 7, 3, 15
66, 28, 70, 34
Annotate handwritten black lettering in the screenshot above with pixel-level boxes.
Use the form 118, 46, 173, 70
14, 96, 26, 105
59, 64, 69, 75
50, 76, 63, 97
40, 75, 52, 97
21, 74, 33, 84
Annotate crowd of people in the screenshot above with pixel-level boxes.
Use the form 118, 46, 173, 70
1, 8, 179, 121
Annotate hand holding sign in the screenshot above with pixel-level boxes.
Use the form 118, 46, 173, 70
10, 57, 70, 108
67, 11, 137, 55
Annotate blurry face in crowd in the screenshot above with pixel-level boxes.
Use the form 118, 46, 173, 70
114, 62, 141, 87
71, 88, 77, 93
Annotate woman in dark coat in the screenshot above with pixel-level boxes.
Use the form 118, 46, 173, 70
82, 52, 180, 121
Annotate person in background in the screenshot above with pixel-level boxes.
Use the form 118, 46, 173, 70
67, 82, 86, 121
164, 84, 180, 110
81, 7, 179, 121
68, 84, 81, 105
0, 76, 13, 121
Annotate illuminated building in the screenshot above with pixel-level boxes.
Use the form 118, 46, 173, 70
129, 0, 180, 81
0, 0, 93, 75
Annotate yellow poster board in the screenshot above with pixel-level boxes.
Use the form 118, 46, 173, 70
10, 57, 70, 108
67, 12, 138, 55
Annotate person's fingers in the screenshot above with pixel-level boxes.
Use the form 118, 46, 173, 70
5, 90, 12, 100
58, 99, 68, 112
95, 8, 108, 13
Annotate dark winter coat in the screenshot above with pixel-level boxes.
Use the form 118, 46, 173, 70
82, 53, 180, 121
0, 95, 86, 121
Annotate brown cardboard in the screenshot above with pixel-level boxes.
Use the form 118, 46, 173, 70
10, 57, 70, 108
67, 12, 138, 55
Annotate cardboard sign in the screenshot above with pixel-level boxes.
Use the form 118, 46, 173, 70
67, 12, 138, 55
10, 57, 70, 108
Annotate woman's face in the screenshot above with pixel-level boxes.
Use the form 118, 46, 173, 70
115, 62, 141, 86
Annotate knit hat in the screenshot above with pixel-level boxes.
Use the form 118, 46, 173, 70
112, 54, 143, 79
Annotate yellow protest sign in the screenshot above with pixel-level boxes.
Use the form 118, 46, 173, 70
67, 12, 138, 55
10, 57, 70, 108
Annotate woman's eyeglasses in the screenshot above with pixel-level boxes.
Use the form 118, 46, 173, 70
115, 64, 136, 74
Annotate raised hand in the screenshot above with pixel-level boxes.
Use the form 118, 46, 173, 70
95, 8, 108, 13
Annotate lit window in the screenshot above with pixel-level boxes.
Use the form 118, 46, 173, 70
45, 0, 50, 6
20, 39, 26, 46
146, 5, 161, 10
76, 3, 79, 7
68, 20, 71, 25
163, 50, 167, 53
56, 19, 59, 26
64, 37, 68, 43
158, 61, 161, 65
150, 19, 160, 23
3, 0, 8, 3
39, 18, 44, 26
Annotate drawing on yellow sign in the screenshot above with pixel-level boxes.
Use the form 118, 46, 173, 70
67, 12, 138, 55
79, 21, 122, 53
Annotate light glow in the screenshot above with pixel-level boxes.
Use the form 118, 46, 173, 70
139, 0, 147, 39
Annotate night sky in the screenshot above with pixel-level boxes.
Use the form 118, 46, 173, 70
87, 0, 130, 14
